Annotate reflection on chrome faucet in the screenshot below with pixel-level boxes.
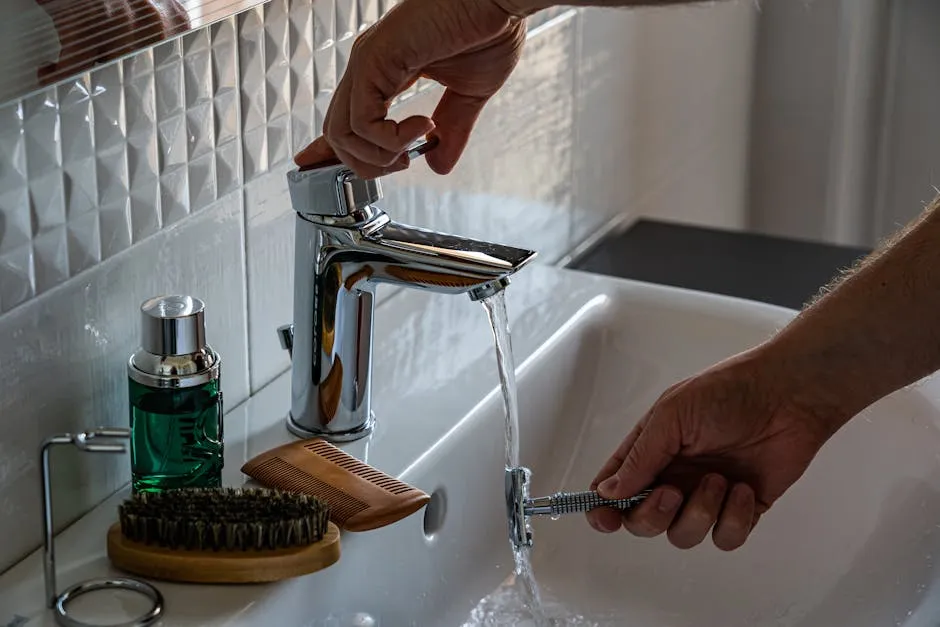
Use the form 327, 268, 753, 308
278, 139, 538, 443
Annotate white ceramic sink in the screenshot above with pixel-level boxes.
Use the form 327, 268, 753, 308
5, 265, 940, 626
300, 266, 940, 626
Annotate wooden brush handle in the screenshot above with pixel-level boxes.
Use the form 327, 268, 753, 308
107, 521, 341, 584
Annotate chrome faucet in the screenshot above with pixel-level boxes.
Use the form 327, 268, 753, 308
277, 139, 538, 442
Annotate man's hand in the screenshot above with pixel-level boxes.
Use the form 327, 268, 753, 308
36, 0, 189, 85
587, 345, 848, 551
294, 0, 528, 179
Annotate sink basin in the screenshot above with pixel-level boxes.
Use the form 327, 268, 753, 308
334, 269, 940, 626
5, 265, 940, 626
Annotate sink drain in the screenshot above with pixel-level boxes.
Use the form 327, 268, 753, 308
423, 488, 447, 540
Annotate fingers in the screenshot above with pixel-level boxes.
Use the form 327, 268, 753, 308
590, 416, 647, 491
596, 409, 680, 502
665, 474, 727, 549
299, 71, 425, 178
611, 478, 758, 551
620, 486, 684, 537
295, 137, 339, 168
712, 482, 757, 551
321, 61, 432, 178
586, 506, 623, 534
585, 417, 647, 532
425, 89, 490, 175
350, 69, 435, 152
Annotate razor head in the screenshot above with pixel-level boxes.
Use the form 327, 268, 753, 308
506, 466, 533, 549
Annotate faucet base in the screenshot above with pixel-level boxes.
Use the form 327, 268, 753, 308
286, 412, 375, 443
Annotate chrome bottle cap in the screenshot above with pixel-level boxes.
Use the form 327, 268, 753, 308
140, 295, 206, 356
130, 295, 220, 389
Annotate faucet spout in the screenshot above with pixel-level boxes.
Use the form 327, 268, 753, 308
280, 139, 537, 443
354, 220, 536, 297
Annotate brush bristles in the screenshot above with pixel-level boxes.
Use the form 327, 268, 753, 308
118, 487, 330, 552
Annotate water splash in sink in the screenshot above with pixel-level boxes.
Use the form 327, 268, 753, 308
461, 574, 613, 627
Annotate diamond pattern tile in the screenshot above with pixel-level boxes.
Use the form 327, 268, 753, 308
28, 168, 65, 235
160, 164, 189, 226
57, 79, 95, 166
99, 200, 132, 259
22, 89, 62, 179
213, 19, 240, 148
264, 1, 291, 123
0, 245, 34, 312
189, 152, 217, 211
0, 104, 30, 273
92, 63, 127, 152
66, 210, 101, 274
216, 138, 241, 198
289, 0, 315, 153
124, 58, 157, 140
313, 0, 336, 49
124, 50, 161, 244
156, 102, 187, 173
64, 156, 98, 217
0, 183, 29, 254
32, 226, 68, 293
359, 0, 381, 29
239, 7, 268, 180
336, 0, 358, 41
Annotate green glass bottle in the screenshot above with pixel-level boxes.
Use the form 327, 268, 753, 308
128, 295, 223, 493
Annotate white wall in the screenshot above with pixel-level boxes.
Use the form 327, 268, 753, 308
747, 0, 845, 241
873, 0, 940, 239
604, 1, 758, 232
746, 0, 940, 247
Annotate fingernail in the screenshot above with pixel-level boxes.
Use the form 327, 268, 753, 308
658, 489, 682, 513
598, 476, 619, 497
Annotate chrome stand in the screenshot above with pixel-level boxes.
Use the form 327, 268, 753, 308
41, 428, 163, 627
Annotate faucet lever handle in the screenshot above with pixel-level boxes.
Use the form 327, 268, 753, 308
405, 136, 439, 161
277, 324, 294, 357
287, 136, 439, 220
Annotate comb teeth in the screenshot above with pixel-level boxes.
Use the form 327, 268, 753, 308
303, 440, 414, 496
241, 437, 431, 532
249, 457, 368, 525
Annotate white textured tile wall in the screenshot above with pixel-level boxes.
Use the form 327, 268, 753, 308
0, 0, 757, 573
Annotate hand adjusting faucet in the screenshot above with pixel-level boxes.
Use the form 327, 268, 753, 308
278, 139, 538, 442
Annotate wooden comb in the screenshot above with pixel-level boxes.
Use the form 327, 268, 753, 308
241, 438, 430, 531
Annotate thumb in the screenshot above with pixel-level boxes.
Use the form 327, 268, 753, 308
294, 137, 340, 169
597, 413, 679, 500
424, 89, 490, 175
